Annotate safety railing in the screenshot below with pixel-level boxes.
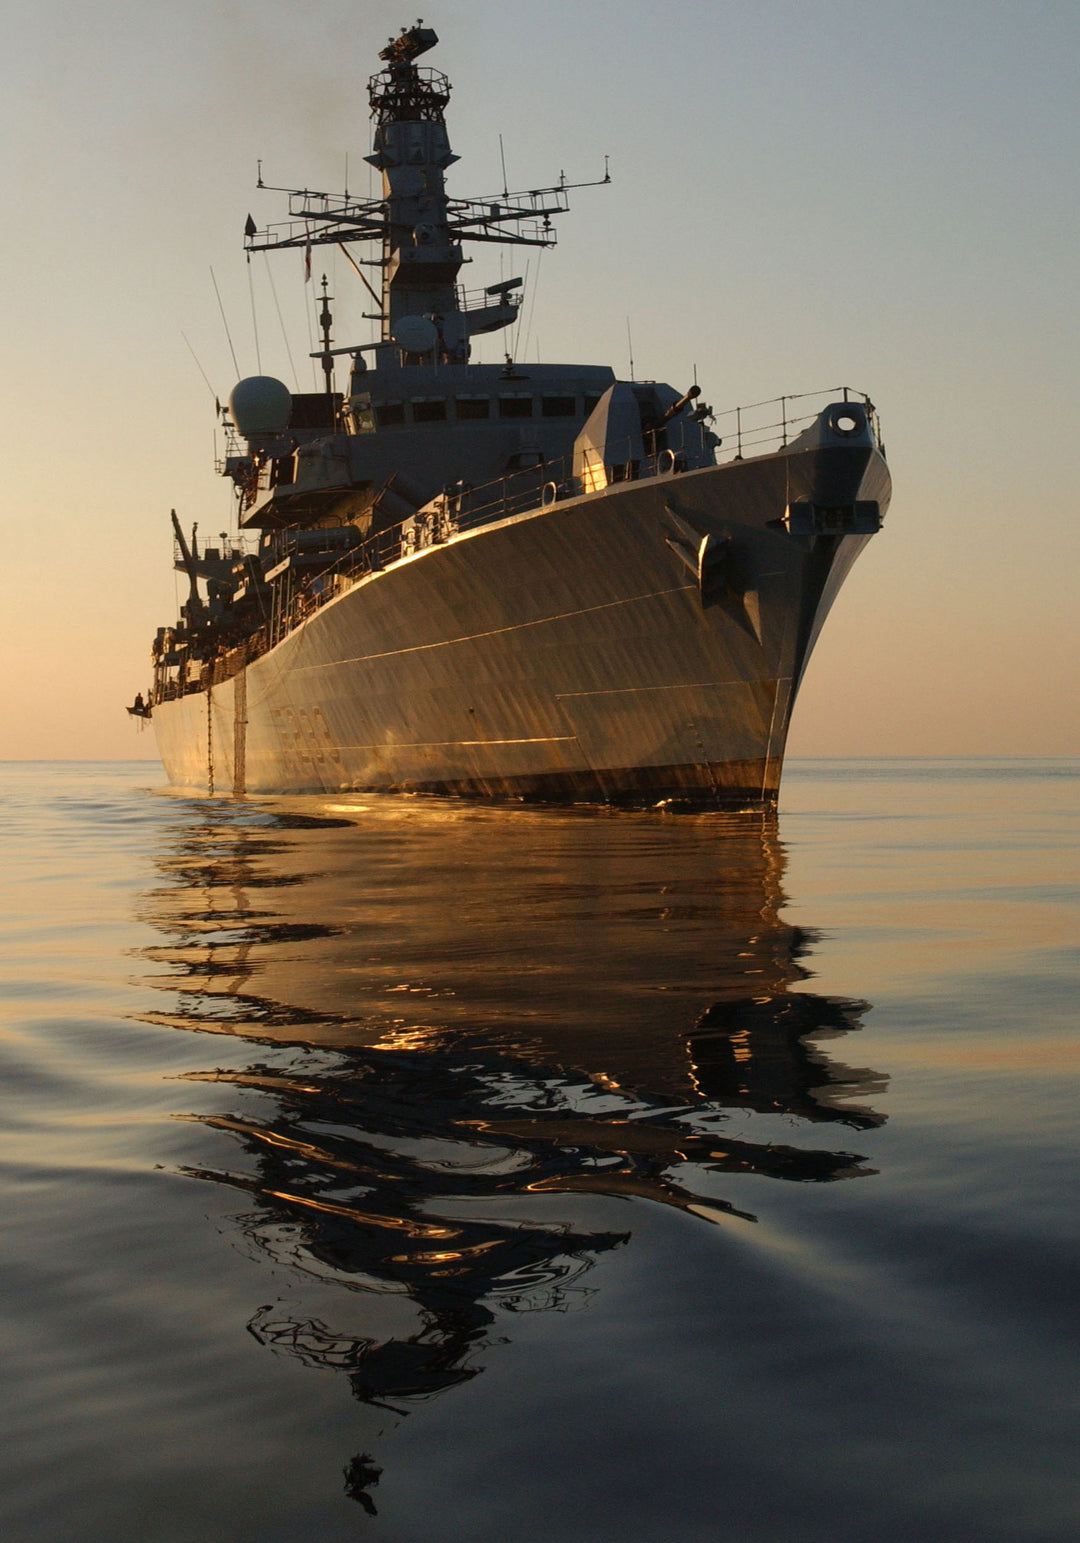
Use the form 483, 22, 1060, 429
164, 384, 880, 689
712, 386, 878, 461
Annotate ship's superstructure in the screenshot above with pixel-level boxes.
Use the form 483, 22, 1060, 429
141, 24, 891, 804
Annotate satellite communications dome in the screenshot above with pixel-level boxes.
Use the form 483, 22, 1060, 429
229, 376, 292, 438
391, 314, 439, 355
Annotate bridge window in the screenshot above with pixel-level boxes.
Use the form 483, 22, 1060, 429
411, 398, 447, 423
542, 395, 577, 417
455, 395, 490, 420
499, 394, 534, 419
375, 401, 405, 426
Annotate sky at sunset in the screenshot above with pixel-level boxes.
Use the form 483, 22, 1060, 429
2, 0, 1077, 761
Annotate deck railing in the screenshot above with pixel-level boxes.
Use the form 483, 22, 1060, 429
711, 385, 877, 461
159, 384, 878, 699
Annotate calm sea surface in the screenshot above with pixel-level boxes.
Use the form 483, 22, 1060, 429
0, 759, 1076, 1543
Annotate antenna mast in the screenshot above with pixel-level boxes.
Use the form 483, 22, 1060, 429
318, 275, 334, 401
243, 25, 610, 364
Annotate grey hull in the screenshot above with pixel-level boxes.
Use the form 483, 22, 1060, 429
153, 441, 889, 804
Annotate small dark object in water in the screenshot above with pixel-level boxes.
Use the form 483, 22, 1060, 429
343, 1452, 383, 1514
271, 813, 354, 829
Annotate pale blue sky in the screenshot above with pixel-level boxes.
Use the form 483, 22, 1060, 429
2, 0, 1077, 757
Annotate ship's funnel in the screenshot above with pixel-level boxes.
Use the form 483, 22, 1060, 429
229, 376, 292, 439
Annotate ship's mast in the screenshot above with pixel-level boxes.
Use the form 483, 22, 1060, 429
366, 25, 459, 339
243, 23, 609, 366
317, 274, 335, 398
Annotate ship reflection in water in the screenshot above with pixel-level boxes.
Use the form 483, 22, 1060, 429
137, 797, 886, 1513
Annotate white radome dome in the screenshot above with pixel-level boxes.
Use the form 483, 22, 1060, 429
229, 376, 292, 437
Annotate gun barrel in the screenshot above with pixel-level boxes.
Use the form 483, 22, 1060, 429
662, 384, 702, 423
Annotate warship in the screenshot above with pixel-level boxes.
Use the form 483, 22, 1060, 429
139, 22, 891, 803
